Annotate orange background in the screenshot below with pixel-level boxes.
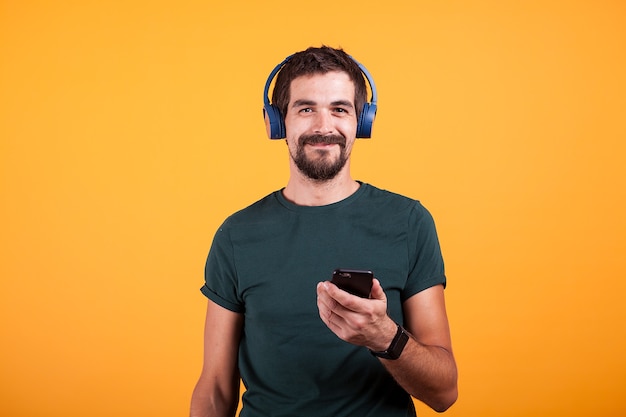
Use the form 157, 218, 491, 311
1, 1, 625, 416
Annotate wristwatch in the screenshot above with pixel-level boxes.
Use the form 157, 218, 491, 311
370, 324, 409, 360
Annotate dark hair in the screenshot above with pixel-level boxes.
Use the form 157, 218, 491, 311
271, 46, 368, 121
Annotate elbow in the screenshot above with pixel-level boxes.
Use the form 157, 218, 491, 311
430, 387, 458, 413
430, 358, 458, 412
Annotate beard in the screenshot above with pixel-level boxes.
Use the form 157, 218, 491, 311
291, 134, 348, 181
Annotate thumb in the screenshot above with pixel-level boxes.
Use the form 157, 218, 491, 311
370, 278, 386, 301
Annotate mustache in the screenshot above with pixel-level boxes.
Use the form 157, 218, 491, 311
299, 134, 346, 147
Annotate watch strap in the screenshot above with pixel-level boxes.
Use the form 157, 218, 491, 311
370, 324, 409, 360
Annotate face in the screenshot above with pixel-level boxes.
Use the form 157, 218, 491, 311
284, 71, 358, 181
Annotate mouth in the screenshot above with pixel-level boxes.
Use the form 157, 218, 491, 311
306, 142, 338, 148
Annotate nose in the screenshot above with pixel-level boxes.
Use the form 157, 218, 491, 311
312, 110, 335, 135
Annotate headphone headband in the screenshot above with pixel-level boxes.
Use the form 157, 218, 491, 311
262, 54, 378, 139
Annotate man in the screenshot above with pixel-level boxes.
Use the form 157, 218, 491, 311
190, 46, 458, 417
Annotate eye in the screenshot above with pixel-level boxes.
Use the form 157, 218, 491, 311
299, 108, 313, 113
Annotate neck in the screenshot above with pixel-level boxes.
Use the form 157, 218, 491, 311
282, 163, 360, 206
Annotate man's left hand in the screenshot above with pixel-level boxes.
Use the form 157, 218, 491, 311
316, 278, 397, 351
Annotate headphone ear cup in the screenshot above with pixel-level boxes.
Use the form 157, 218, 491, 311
263, 104, 286, 139
356, 102, 377, 138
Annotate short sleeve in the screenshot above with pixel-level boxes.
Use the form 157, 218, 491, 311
200, 220, 244, 313
403, 202, 446, 300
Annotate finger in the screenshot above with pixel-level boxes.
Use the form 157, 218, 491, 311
369, 278, 387, 301
318, 282, 371, 328
317, 282, 335, 309
317, 282, 341, 322
317, 298, 347, 333
318, 282, 351, 314
323, 282, 369, 312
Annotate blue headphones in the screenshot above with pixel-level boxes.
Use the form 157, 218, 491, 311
263, 54, 378, 139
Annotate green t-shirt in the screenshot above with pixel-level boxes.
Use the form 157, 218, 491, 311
201, 183, 446, 417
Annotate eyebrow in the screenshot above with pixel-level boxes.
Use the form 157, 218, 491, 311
292, 99, 316, 108
291, 99, 355, 109
331, 100, 355, 109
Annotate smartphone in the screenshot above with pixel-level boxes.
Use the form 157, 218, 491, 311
331, 269, 374, 298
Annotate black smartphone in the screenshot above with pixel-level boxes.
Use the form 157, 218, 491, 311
331, 269, 374, 298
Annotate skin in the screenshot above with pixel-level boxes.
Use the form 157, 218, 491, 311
281, 71, 360, 206
316, 280, 458, 412
190, 71, 458, 416
190, 302, 242, 417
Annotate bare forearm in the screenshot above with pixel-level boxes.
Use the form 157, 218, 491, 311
380, 337, 458, 412
192, 302, 243, 417
317, 282, 457, 411
190, 375, 239, 417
